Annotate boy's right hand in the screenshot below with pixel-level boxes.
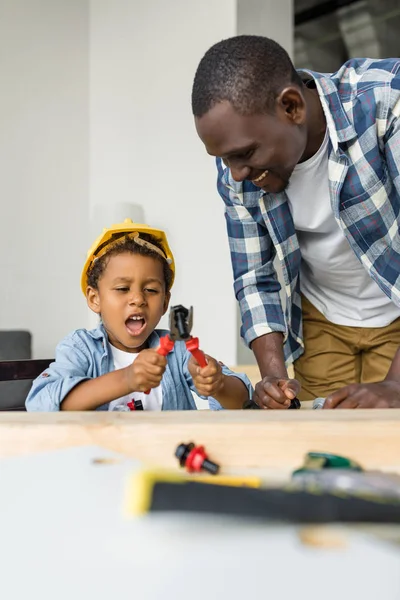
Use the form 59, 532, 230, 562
125, 349, 167, 392
253, 376, 301, 409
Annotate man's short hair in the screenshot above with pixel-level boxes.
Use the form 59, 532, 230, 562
192, 35, 302, 117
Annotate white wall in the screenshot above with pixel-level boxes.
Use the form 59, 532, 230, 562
0, 0, 89, 357
89, 0, 238, 364
0, 0, 292, 366
236, 0, 293, 365
237, 0, 293, 55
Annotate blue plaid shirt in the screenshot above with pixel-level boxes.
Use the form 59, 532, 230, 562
217, 58, 400, 365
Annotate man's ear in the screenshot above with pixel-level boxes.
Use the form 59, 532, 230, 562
87, 287, 101, 314
163, 291, 171, 315
276, 86, 306, 125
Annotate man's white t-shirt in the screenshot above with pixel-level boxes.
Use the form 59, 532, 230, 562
286, 128, 400, 327
108, 345, 163, 411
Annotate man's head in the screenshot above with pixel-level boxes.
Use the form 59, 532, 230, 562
83, 221, 174, 353
192, 35, 312, 193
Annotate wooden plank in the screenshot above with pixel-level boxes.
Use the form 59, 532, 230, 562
231, 363, 295, 386
229, 364, 260, 387
0, 411, 400, 476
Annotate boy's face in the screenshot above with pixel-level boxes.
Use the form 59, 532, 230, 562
87, 252, 170, 353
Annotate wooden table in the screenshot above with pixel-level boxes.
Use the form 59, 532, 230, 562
1, 410, 400, 477
1, 411, 400, 599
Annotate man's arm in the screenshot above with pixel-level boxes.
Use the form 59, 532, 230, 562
217, 159, 300, 408
217, 159, 286, 347
251, 332, 301, 408
251, 332, 288, 379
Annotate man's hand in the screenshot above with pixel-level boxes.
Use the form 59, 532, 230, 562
125, 349, 167, 392
253, 376, 301, 409
188, 354, 224, 397
323, 380, 400, 409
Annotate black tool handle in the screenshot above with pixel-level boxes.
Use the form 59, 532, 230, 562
243, 398, 301, 409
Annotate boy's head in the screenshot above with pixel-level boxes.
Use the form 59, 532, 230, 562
82, 219, 175, 353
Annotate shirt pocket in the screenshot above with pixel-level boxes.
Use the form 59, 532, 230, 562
340, 170, 395, 258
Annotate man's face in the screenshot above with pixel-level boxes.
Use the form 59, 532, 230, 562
195, 99, 308, 194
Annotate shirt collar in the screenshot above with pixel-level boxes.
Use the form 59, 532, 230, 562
297, 68, 357, 151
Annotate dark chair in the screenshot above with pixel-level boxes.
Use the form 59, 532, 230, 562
0, 359, 53, 382
0, 358, 53, 411
0, 330, 53, 411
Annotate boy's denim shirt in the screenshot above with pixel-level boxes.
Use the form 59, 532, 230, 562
25, 323, 253, 411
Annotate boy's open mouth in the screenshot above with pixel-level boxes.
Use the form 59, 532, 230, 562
125, 315, 146, 336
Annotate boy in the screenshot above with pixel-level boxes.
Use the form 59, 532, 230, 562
26, 219, 252, 411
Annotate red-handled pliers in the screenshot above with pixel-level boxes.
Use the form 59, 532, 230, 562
144, 305, 207, 394
169, 304, 207, 368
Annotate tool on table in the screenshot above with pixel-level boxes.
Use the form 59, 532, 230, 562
289, 397, 301, 409
126, 468, 263, 516
293, 468, 400, 502
145, 305, 207, 394
175, 442, 220, 475
243, 396, 301, 410
112, 399, 144, 412
125, 466, 400, 523
125, 449, 400, 522
292, 451, 363, 476
292, 451, 400, 502
313, 397, 326, 409
127, 399, 144, 411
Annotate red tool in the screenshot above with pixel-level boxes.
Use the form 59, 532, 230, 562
145, 305, 207, 394
127, 399, 143, 411
175, 442, 220, 475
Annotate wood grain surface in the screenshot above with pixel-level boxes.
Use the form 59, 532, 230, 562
0, 411, 399, 476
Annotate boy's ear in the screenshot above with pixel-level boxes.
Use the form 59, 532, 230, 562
162, 291, 171, 315
86, 287, 101, 314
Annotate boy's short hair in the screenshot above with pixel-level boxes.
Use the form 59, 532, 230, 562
86, 232, 174, 293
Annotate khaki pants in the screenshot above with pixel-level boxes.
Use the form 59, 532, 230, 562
294, 295, 400, 401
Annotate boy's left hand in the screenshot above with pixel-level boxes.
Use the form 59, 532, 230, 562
188, 354, 224, 397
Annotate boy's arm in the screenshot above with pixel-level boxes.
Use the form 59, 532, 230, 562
60, 369, 131, 410
61, 349, 167, 410
186, 353, 253, 410
62, 347, 166, 410
26, 332, 165, 411
26, 333, 127, 411
26, 333, 100, 411
209, 368, 250, 409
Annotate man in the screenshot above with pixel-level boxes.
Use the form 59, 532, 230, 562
192, 35, 400, 409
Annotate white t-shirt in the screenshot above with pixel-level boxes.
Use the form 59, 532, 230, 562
286, 129, 400, 327
108, 345, 163, 411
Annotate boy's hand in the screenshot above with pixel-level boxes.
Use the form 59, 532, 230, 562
188, 354, 224, 397
125, 349, 167, 392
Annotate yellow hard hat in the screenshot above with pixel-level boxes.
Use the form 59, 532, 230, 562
81, 218, 175, 294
